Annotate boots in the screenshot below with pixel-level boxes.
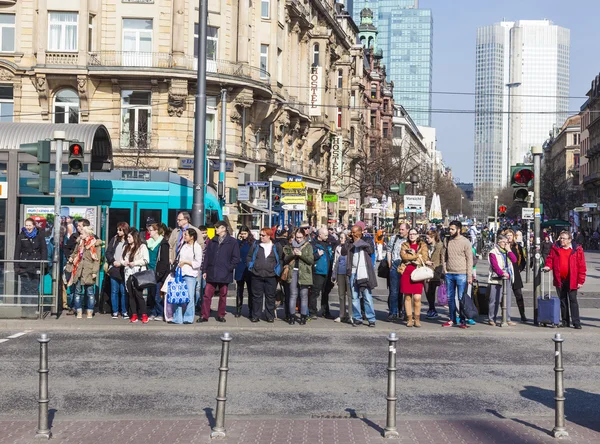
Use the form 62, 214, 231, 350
235, 306, 242, 318
517, 303, 527, 322
289, 315, 296, 325
404, 295, 414, 327
86, 310, 93, 319
299, 315, 307, 325
76, 309, 82, 319
414, 299, 421, 328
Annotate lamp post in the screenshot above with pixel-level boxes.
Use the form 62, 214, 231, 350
460, 195, 464, 219
506, 82, 522, 185
410, 175, 418, 228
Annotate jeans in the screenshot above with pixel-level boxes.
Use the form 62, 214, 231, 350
425, 281, 439, 312
126, 276, 147, 318
73, 280, 95, 311
236, 269, 253, 314
288, 269, 309, 316
151, 281, 165, 318
195, 274, 205, 308
19, 272, 40, 297
350, 273, 376, 323
446, 273, 467, 323
172, 276, 197, 324
110, 277, 127, 315
337, 274, 351, 319
388, 259, 401, 315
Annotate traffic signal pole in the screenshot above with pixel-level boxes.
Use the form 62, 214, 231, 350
532, 145, 543, 325
52, 131, 65, 315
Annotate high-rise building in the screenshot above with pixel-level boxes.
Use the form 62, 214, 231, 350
350, 0, 433, 127
473, 20, 570, 219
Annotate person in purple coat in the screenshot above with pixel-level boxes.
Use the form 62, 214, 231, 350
487, 234, 517, 326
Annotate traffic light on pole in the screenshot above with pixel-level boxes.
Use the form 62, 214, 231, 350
511, 164, 534, 202
19, 140, 51, 194
272, 192, 281, 210
68, 141, 84, 175
498, 204, 507, 217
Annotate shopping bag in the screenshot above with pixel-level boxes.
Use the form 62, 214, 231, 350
437, 281, 448, 305
166, 268, 190, 304
461, 285, 479, 320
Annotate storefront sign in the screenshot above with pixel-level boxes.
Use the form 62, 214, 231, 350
349, 198, 357, 212
309, 66, 322, 116
330, 135, 343, 190
338, 200, 348, 211
322, 193, 339, 202
282, 196, 307, 204
238, 186, 250, 201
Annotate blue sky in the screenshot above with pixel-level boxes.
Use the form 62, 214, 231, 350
422, 0, 599, 183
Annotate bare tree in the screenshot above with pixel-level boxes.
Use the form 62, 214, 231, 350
541, 157, 583, 220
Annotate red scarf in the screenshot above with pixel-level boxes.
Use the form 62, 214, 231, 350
69, 236, 98, 285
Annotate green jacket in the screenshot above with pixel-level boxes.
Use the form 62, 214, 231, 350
283, 242, 314, 286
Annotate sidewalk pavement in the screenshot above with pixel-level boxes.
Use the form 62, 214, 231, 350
1, 416, 598, 444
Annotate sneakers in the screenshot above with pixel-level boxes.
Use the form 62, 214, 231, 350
458, 322, 469, 329
130, 314, 139, 323
111, 313, 118, 319
334, 317, 341, 323
352, 319, 363, 327
386, 314, 398, 322
141, 314, 149, 324
86, 310, 93, 319
148, 315, 156, 321
122, 313, 129, 320
426, 310, 439, 319
442, 320, 454, 328
466, 319, 476, 326
368, 321, 376, 328
76, 310, 83, 319
154, 316, 163, 321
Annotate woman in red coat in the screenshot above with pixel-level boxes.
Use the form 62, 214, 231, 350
399, 229, 429, 328
543, 230, 587, 329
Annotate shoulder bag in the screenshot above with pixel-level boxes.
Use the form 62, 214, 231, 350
167, 267, 190, 304
132, 268, 156, 290
410, 257, 434, 282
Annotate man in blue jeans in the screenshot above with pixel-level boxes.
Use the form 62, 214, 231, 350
347, 225, 378, 327
441, 221, 473, 329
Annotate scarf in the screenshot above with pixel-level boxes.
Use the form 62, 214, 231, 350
291, 239, 307, 249
496, 246, 512, 280
69, 236, 98, 285
147, 235, 163, 250
23, 227, 38, 239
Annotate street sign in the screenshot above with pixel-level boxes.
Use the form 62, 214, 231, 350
322, 193, 339, 202
522, 208, 534, 220
287, 176, 303, 182
282, 204, 306, 211
282, 196, 307, 204
583, 203, 598, 208
246, 181, 269, 187
403, 195, 426, 213
281, 181, 306, 189
238, 186, 250, 201
282, 188, 306, 196
256, 199, 269, 208
574, 207, 590, 212
364, 208, 381, 214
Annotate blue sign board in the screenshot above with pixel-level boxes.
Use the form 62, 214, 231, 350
247, 181, 269, 187
287, 176, 303, 182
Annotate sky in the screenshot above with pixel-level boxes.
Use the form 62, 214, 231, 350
422, 0, 600, 183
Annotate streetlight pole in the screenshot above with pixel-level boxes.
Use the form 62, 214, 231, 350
532, 145, 543, 325
410, 175, 418, 228
506, 82, 521, 185
460, 195, 464, 219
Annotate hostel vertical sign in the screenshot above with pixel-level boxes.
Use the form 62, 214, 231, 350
330, 135, 344, 191
309, 66, 322, 116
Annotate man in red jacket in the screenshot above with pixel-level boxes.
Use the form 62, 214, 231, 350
543, 230, 587, 329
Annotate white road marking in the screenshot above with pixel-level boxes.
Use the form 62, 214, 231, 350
6, 332, 28, 339
0, 339, 8, 344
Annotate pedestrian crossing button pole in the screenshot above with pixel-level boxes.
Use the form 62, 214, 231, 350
35, 333, 51, 440
383, 332, 400, 439
552, 333, 568, 438
211, 332, 232, 439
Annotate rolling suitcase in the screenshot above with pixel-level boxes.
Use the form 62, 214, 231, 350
538, 271, 560, 327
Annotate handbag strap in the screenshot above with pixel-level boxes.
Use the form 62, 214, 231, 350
175, 266, 183, 283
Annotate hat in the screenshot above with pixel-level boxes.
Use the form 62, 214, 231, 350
146, 217, 157, 226
300, 220, 310, 228
355, 221, 366, 230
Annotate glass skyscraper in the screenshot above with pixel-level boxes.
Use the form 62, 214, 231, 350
473, 20, 570, 219
350, 0, 433, 127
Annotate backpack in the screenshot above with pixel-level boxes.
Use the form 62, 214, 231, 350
248, 243, 282, 276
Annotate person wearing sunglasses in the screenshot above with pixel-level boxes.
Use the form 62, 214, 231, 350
487, 234, 517, 326
399, 229, 429, 327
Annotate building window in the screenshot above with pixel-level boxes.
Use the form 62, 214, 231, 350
277, 48, 283, 83
370, 110, 376, 127
350, 127, 355, 146
194, 24, 218, 71
0, 85, 13, 122
338, 69, 343, 88
48, 12, 78, 52
371, 84, 377, 99
88, 15, 95, 52
121, 90, 152, 149
260, 44, 268, 79
122, 18, 152, 66
337, 107, 342, 128
261, 0, 270, 18
53, 89, 79, 124
312, 43, 319, 66
0, 14, 15, 52
383, 124, 388, 138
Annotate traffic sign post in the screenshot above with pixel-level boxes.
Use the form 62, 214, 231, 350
522, 208, 534, 220
281, 196, 307, 205
281, 181, 306, 189
403, 195, 425, 214
246, 181, 269, 187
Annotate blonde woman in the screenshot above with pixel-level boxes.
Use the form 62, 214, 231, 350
68, 226, 100, 319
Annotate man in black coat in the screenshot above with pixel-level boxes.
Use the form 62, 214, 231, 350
197, 221, 240, 323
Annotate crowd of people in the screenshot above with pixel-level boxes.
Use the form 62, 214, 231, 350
14, 213, 587, 330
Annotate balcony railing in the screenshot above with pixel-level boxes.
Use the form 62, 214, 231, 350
120, 131, 150, 150
45, 52, 79, 65
88, 52, 271, 86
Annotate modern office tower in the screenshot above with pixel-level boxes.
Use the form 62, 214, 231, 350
473, 20, 570, 219
351, 0, 433, 127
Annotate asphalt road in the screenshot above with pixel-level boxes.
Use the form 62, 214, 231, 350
1, 327, 599, 425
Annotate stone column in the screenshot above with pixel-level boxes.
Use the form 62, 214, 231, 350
172, 0, 185, 56
236, 0, 249, 63
37, 0, 48, 65
78, 0, 89, 65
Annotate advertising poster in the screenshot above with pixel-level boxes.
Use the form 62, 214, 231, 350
23, 206, 98, 240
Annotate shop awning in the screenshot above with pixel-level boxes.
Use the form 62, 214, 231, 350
239, 201, 276, 215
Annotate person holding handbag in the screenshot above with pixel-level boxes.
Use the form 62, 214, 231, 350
171, 228, 202, 324
399, 229, 429, 327
105, 222, 129, 319
332, 232, 351, 323
148, 223, 170, 321
123, 229, 150, 324
424, 229, 444, 319
282, 228, 314, 325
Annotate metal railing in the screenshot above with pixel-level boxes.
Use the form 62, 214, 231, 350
0, 260, 53, 319
45, 52, 79, 65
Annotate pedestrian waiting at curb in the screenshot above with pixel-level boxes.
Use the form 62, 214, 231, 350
283, 228, 314, 325
347, 224, 377, 327
332, 231, 352, 323
487, 234, 517, 326
399, 229, 429, 328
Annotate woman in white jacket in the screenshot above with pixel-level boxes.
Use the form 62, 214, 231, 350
170, 228, 203, 324
332, 232, 352, 323
123, 229, 150, 323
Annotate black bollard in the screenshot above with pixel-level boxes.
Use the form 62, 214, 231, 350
500, 277, 508, 327
383, 332, 400, 439
211, 332, 232, 439
35, 333, 51, 440
552, 333, 568, 438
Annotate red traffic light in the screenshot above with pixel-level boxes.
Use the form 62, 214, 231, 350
498, 205, 507, 213
70, 143, 82, 156
513, 168, 534, 185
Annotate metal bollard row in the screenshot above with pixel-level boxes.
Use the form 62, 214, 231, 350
211, 332, 232, 439
35, 333, 51, 440
383, 332, 399, 439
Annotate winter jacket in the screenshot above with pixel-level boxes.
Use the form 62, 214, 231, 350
510, 243, 525, 290
247, 242, 283, 278
332, 242, 351, 276
427, 241, 445, 283
123, 244, 149, 284
63, 230, 80, 259
283, 242, 314, 286
545, 242, 587, 290
168, 224, 204, 264
70, 242, 100, 286
235, 239, 255, 281
312, 239, 333, 276
14, 229, 48, 274
346, 238, 378, 290
202, 234, 240, 284
488, 246, 517, 286
398, 240, 429, 275
104, 235, 124, 265
154, 237, 171, 283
